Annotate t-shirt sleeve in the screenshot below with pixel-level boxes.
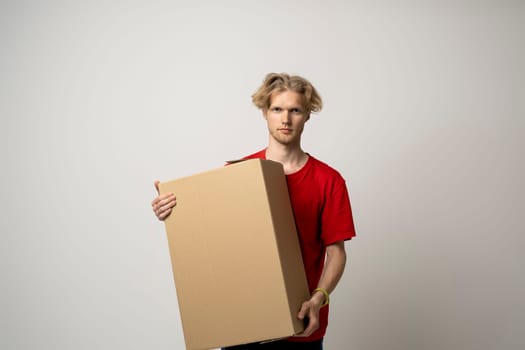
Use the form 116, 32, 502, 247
320, 177, 356, 246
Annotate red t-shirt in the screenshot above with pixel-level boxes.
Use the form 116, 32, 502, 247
243, 149, 356, 342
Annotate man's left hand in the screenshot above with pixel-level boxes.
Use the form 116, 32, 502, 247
296, 292, 324, 337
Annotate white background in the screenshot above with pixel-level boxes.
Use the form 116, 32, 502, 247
2, 1, 524, 349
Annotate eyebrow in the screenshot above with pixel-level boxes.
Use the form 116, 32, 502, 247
270, 104, 303, 110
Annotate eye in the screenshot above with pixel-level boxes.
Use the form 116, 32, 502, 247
271, 107, 282, 112
291, 108, 302, 114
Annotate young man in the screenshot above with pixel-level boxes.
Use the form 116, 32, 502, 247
151, 73, 356, 350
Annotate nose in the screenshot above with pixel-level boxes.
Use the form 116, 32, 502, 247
282, 110, 292, 125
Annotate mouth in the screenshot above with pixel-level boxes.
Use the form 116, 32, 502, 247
278, 128, 293, 134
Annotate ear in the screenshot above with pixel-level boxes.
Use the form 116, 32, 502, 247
306, 114, 310, 122
262, 109, 268, 119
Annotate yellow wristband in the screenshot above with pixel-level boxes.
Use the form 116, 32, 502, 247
313, 287, 330, 307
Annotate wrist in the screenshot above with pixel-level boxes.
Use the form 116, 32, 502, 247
312, 287, 330, 307
310, 291, 324, 306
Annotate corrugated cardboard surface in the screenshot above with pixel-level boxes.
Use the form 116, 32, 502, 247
159, 159, 309, 350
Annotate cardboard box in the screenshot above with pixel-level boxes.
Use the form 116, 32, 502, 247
159, 159, 309, 350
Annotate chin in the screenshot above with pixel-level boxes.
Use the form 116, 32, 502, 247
277, 138, 299, 146
270, 131, 300, 145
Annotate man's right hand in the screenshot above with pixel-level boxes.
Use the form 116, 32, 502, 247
151, 180, 176, 221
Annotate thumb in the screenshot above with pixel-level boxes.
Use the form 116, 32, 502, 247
154, 180, 160, 194
297, 302, 308, 320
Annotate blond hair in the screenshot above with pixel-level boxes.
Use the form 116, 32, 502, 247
252, 73, 323, 115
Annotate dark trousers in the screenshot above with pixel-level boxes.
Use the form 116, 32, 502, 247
223, 339, 323, 350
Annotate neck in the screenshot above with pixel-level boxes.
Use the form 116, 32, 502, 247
266, 139, 308, 174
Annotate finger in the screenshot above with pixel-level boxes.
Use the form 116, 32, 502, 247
156, 195, 176, 210
155, 197, 176, 219
151, 193, 175, 208
151, 193, 166, 207
156, 203, 173, 220
301, 314, 319, 337
158, 207, 172, 220
297, 302, 308, 320
159, 200, 176, 213
301, 323, 315, 337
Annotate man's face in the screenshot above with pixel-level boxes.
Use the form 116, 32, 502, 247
264, 90, 309, 147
